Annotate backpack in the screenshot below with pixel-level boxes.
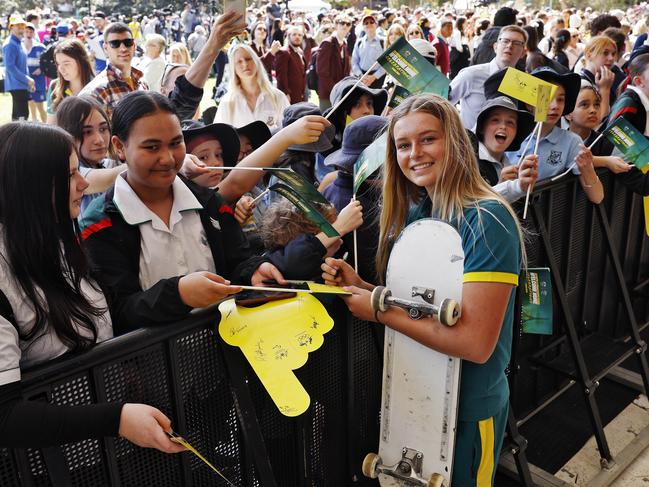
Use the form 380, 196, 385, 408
40, 42, 59, 79
306, 49, 319, 91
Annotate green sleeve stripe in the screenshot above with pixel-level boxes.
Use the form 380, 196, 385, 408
463, 272, 519, 285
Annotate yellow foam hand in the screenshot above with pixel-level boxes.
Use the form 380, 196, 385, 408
218, 294, 334, 416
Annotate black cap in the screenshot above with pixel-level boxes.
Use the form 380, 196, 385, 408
181, 120, 241, 166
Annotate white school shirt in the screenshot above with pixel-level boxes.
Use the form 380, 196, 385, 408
213, 88, 289, 130
0, 227, 113, 385
113, 174, 216, 291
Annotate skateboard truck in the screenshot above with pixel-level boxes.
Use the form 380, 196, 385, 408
371, 286, 460, 326
362, 449, 446, 487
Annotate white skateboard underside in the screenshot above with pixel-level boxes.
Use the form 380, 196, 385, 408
379, 219, 463, 486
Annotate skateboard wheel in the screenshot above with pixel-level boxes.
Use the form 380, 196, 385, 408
427, 473, 446, 487
439, 299, 460, 326
371, 286, 391, 313
361, 452, 381, 479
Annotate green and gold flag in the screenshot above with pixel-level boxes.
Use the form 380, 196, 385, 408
377, 37, 449, 98
353, 132, 387, 194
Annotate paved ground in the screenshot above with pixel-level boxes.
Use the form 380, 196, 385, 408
556, 394, 649, 485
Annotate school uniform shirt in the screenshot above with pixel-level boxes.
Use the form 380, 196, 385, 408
80, 174, 267, 333
112, 174, 216, 291
449, 58, 502, 130
214, 87, 289, 130
0, 225, 112, 385
408, 197, 521, 422
506, 126, 582, 182
478, 142, 525, 203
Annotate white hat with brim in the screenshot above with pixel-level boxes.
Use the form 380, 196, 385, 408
9, 15, 27, 27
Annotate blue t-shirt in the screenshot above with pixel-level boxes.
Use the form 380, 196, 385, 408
24, 41, 47, 92
506, 125, 582, 182
409, 198, 521, 421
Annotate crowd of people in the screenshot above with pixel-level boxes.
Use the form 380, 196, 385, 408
2, 2, 649, 485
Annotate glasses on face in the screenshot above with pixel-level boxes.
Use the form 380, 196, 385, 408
337, 21, 351, 27
107, 38, 135, 49
498, 38, 525, 48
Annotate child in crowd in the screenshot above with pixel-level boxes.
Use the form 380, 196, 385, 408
566, 81, 631, 174
259, 199, 363, 280
506, 67, 604, 204
607, 53, 649, 195
182, 119, 241, 189
471, 95, 538, 202
322, 94, 525, 487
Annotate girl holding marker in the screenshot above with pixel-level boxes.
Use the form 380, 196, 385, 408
322, 93, 524, 486
80, 91, 329, 333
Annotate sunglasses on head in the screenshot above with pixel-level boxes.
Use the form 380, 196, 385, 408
107, 38, 135, 48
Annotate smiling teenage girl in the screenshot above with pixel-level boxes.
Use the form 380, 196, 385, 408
81, 91, 285, 333
322, 94, 525, 486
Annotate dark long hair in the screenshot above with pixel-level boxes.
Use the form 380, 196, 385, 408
56, 95, 114, 164
0, 123, 105, 350
51, 39, 95, 112
112, 91, 178, 142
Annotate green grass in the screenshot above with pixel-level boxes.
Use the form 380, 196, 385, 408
0, 92, 12, 125
0, 77, 217, 126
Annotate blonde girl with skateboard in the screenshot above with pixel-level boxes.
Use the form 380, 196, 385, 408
322, 93, 525, 487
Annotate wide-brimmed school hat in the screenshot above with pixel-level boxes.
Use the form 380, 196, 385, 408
328, 76, 388, 117
530, 66, 581, 115
281, 102, 335, 153
181, 120, 240, 166
323, 115, 387, 171
236, 121, 272, 152
474, 96, 535, 152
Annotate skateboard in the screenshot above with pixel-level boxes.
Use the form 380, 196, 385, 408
362, 219, 464, 487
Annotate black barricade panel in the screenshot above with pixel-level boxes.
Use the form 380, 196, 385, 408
1, 173, 647, 486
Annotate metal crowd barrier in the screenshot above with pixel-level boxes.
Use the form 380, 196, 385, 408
1, 171, 648, 486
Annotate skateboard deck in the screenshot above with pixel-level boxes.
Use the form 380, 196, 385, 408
367, 219, 463, 487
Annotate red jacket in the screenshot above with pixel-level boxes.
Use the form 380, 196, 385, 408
274, 46, 306, 104
315, 35, 351, 101
250, 43, 275, 80
433, 37, 450, 76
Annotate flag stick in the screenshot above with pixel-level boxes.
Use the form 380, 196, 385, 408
251, 188, 270, 205
352, 195, 359, 272
550, 132, 605, 182
325, 61, 379, 121
522, 122, 543, 219
203, 166, 292, 171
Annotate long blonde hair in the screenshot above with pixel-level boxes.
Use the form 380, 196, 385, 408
376, 94, 526, 280
227, 43, 283, 115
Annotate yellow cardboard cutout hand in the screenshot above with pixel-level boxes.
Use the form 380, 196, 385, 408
218, 294, 334, 416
